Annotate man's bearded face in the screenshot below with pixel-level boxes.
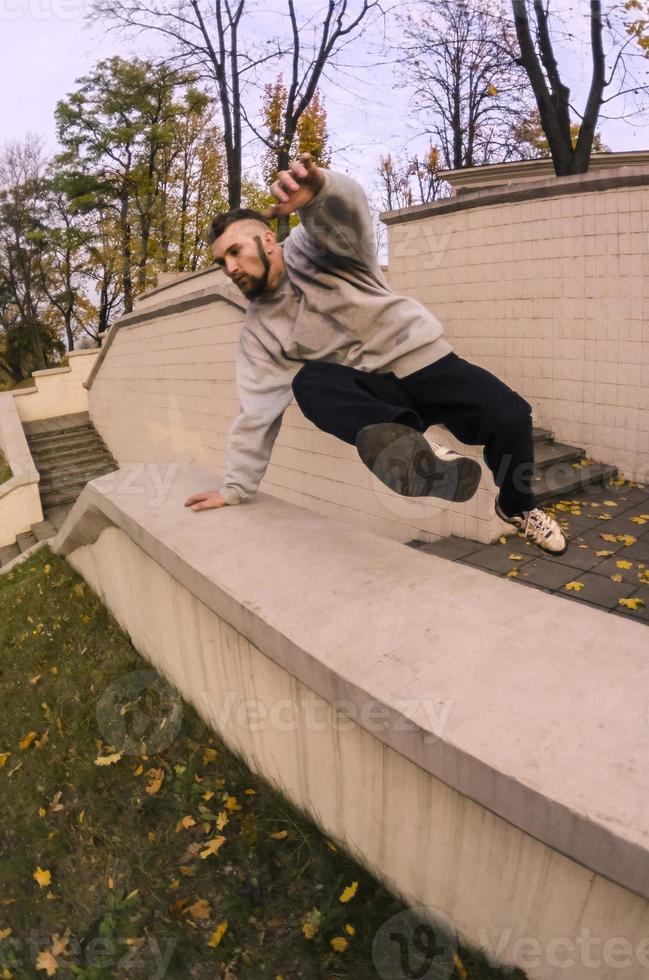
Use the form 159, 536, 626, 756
212, 223, 272, 299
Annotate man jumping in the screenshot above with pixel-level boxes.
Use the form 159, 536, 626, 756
185, 153, 567, 556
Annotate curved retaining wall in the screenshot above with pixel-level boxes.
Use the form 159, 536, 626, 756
382, 163, 649, 486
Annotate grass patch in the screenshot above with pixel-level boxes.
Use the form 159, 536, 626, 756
0, 449, 11, 485
0, 547, 527, 980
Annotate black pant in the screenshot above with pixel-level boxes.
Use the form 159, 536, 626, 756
291, 352, 536, 516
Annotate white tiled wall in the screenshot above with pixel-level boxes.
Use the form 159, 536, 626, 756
386, 178, 649, 485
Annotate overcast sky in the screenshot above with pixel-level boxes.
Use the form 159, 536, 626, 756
1, 0, 648, 201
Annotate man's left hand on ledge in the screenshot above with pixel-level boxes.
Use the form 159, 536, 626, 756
184, 490, 228, 511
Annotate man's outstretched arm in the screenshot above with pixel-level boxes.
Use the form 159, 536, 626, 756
185, 330, 297, 512
264, 152, 379, 268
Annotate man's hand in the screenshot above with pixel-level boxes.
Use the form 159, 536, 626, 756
263, 152, 325, 219
184, 490, 228, 511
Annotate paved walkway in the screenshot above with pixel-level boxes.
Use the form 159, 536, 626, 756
408, 477, 649, 626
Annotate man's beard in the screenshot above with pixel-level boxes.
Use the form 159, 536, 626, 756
236, 236, 271, 299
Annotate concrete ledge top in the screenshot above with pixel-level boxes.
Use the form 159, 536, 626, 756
52, 463, 649, 900
0, 392, 39, 491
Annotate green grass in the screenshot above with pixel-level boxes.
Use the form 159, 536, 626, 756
0, 547, 527, 980
0, 449, 11, 485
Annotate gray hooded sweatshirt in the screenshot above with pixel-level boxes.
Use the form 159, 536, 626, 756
218, 168, 453, 505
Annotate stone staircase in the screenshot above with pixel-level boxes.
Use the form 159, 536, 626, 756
0, 412, 118, 569
0, 421, 619, 572
530, 426, 617, 501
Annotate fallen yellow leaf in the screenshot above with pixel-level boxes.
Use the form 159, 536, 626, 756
508, 553, 525, 560
175, 815, 196, 833
186, 898, 211, 921
269, 830, 288, 840
339, 881, 358, 903
0, 929, 11, 941
616, 560, 633, 570
595, 550, 613, 557
94, 753, 122, 767
618, 597, 646, 610
200, 836, 226, 859
224, 795, 241, 811
617, 535, 637, 546
611, 574, 623, 583
331, 936, 349, 953
564, 582, 585, 592
215, 811, 229, 831
207, 919, 228, 947
0, 753, 10, 769
33, 867, 52, 888
35, 951, 57, 976
302, 908, 321, 939
19, 731, 37, 751
344, 923, 356, 936
145, 768, 164, 795
505, 569, 519, 578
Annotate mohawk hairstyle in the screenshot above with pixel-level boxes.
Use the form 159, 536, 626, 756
206, 208, 272, 246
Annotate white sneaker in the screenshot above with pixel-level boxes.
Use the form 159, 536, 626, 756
495, 499, 568, 556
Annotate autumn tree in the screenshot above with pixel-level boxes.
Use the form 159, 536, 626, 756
513, 107, 611, 160
398, 0, 535, 170
512, 1, 649, 175
377, 144, 448, 211
261, 79, 330, 185
0, 138, 65, 375
89, 1, 380, 214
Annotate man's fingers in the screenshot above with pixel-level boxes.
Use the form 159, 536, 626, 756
289, 159, 309, 180
278, 172, 300, 192
184, 493, 208, 506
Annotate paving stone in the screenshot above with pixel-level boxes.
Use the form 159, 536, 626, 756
618, 538, 649, 563
417, 536, 485, 561
593, 486, 649, 505
589, 556, 648, 585
461, 546, 535, 575
542, 543, 607, 572
611, 585, 649, 624
555, 572, 638, 610
571, 529, 631, 554
516, 558, 587, 591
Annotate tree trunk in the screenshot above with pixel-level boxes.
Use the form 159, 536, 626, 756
120, 193, 134, 313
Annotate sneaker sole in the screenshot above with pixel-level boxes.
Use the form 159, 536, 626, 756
356, 422, 481, 502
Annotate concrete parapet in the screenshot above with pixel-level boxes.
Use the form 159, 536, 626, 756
52, 462, 649, 979
0, 393, 42, 546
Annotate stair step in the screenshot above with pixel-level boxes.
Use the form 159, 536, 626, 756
533, 441, 586, 470
29, 433, 105, 457
37, 450, 115, 476
41, 491, 82, 508
39, 464, 117, 496
531, 461, 618, 502
0, 543, 20, 567
26, 423, 95, 445
532, 427, 553, 443
31, 519, 58, 542
16, 531, 37, 553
